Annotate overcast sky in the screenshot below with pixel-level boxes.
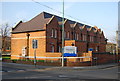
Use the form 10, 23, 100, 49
0, 0, 119, 43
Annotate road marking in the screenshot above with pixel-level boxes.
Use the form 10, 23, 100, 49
7, 71, 13, 72
17, 70, 25, 72
0, 71, 4, 72
58, 75, 68, 78
2, 70, 26, 73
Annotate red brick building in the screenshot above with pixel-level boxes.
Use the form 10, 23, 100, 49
11, 12, 107, 60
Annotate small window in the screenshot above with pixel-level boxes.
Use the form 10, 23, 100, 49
59, 46, 61, 52
85, 35, 86, 41
96, 46, 99, 51
74, 33, 78, 40
76, 33, 79, 40
92, 36, 94, 42
90, 36, 93, 42
52, 45, 54, 52
54, 29, 57, 38
83, 34, 86, 41
74, 33, 76, 40
67, 32, 70, 39
90, 36, 92, 42
51, 29, 54, 37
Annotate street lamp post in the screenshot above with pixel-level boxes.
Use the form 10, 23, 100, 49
62, 0, 64, 67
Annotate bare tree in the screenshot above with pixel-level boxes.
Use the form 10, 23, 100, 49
0, 23, 11, 51
108, 35, 116, 44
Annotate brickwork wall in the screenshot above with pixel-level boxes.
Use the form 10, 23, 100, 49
11, 31, 46, 60
46, 17, 60, 52
65, 40, 87, 55
64, 21, 73, 40
67, 61, 91, 67
98, 43, 106, 52
75, 41, 87, 54
11, 15, 107, 61
92, 54, 116, 64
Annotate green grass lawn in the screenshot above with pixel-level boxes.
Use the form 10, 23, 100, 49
2, 56, 11, 59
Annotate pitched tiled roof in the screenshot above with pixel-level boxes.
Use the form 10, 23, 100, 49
12, 12, 50, 33
12, 11, 103, 33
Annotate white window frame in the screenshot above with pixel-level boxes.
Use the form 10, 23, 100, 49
83, 34, 86, 41
90, 36, 92, 42
54, 29, 57, 38
74, 33, 76, 40
93, 36, 94, 42
59, 46, 61, 52
76, 33, 79, 40
52, 45, 54, 52
51, 29, 54, 37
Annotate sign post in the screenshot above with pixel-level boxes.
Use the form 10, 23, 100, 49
32, 39, 38, 67
34, 49, 36, 67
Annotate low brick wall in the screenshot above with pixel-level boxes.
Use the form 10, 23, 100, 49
3, 53, 120, 66
67, 61, 91, 67
36, 61, 61, 66
2, 59, 61, 66
2, 59, 12, 63
15, 60, 34, 65
92, 54, 117, 65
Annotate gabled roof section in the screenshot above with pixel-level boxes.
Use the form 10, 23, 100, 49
78, 23, 84, 27
70, 24, 76, 28
47, 16, 55, 24
56, 16, 63, 21
80, 25, 85, 29
58, 19, 67, 25
12, 21, 22, 29
12, 11, 104, 34
69, 20, 77, 28
12, 12, 51, 33
68, 19, 76, 24
98, 29, 102, 34
72, 22, 84, 28
43, 12, 53, 18
73, 22, 77, 27
85, 25, 92, 31
91, 27, 97, 33
87, 27, 92, 31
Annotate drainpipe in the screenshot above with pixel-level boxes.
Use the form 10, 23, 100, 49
26, 33, 30, 59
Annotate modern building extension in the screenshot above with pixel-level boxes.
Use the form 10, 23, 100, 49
11, 11, 107, 60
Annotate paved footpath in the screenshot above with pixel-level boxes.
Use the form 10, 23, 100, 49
1, 62, 119, 80
2, 62, 55, 72
58, 63, 119, 70
1, 62, 119, 72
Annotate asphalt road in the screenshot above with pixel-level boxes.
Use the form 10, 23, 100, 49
1, 62, 119, 80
